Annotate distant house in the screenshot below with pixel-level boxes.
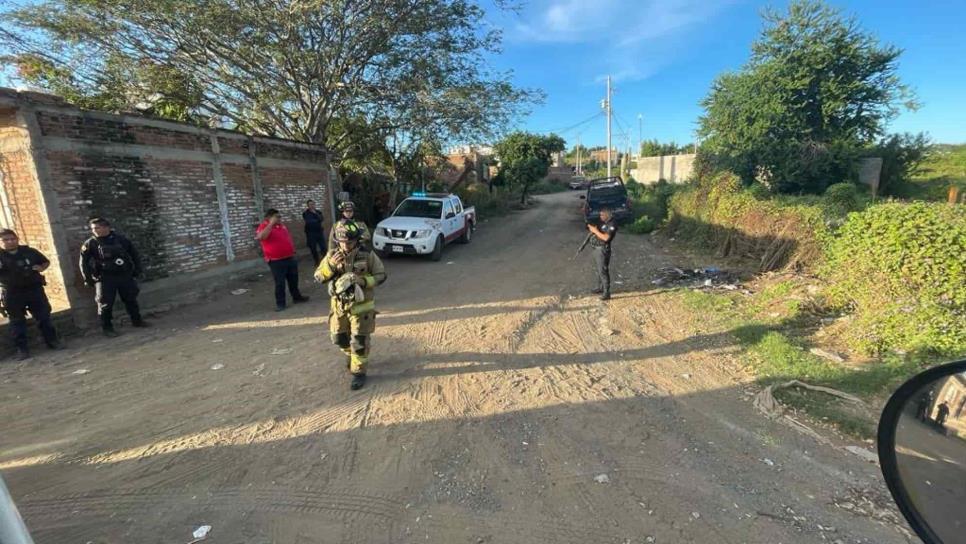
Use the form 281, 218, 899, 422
589, 148, 621, 166
433, 146, 493, 190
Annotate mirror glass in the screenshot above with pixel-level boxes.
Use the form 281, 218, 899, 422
893, 371, 966, 543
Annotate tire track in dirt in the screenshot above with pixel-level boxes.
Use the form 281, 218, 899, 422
21, 487, 405, 524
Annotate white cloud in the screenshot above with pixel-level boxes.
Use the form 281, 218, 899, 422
508, 0, 737, 81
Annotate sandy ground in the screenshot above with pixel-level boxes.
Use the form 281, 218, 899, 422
0, 191, 915, 543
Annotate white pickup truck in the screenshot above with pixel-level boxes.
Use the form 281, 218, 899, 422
372, 193, 476, 261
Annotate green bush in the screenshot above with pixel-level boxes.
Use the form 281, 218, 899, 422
626, 215, 656, 234
530, 179, 568, 195
667, 172, 829, 270
823, 202, 966, 356
455, 184, 514, 219
822, 182, 862, 214
627, 180, 676, 232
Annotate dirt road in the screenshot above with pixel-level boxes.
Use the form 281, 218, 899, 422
1, 191, 913, 543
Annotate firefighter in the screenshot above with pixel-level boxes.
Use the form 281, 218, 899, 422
79, 217, 146, 336
0, 229, 62, 359
328, 201, 371, 251
315, 221, 386, 390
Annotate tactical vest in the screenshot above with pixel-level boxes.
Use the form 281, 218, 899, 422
88, 237, 134, 276
0, 249, 45, 290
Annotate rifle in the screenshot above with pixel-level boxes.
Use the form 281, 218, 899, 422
571, 232, 594, 261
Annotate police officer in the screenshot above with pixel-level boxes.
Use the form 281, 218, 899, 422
0, 229, 61, 360
302, 199, 326, 265
315, 221, 386, 390
79, 218, 146, 337
328, 201, 371, 251
587, 208, 618, 301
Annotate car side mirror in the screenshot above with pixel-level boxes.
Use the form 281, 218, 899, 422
446, 212, 456, 219
877, 358, 966, 544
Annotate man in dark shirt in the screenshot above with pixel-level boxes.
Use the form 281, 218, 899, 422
0, 229, 61, 359
587, 209, 618, 301
302, 199, 326, 265
79, 217, 147, 337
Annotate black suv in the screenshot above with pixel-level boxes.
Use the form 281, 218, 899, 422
581, 176, 632, 224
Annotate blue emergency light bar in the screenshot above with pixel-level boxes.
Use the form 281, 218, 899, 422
411, 192, 426, 197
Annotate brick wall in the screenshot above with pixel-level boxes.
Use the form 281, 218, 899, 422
0, 107, 70, 309
0, 88, 333, 327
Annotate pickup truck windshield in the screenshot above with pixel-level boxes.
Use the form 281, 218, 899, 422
395, 199, 443, 219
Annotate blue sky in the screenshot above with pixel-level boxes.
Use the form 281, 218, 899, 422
484, 0, 966, 149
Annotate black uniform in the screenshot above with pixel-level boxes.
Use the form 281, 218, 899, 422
79, 232, 143, 330
0, 246, 58, 350
303, 208, 326, 264
591, 219, 618, 297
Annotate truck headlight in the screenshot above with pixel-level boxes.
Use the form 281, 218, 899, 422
376, 227, 388, 236
414, 229, 432, 238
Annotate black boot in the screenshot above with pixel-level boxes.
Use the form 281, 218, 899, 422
350, 373, 367, 390
41, 325, 63, 350
101, 313, 119, 337
131, 318, 148, 328
15, 346, 31, 361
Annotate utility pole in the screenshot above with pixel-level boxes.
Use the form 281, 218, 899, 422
576, 134, 582, 176
637, 114, 643, 157
605, 76, 612, 178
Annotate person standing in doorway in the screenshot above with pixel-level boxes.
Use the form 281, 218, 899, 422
302, 199, 326, 265
256, 209, 310, 312
80, 218, 147, 337
0, 229, 62, 359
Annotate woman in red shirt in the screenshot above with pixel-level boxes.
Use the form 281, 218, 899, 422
255, 209, 310, 311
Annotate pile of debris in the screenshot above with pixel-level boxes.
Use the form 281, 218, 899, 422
650, 266, 744, 291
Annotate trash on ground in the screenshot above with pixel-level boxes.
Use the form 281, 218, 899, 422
593, 473, 610, 484
211, 338, 224, 343
189, 524, 212, 542
210, 363, 225, 370
762, 458, 775, 466
651, 266, 742, 290
271, 347, 294, 355
71, 368, 91, 375
231, 288, 249, 295
446, 261, 455, 265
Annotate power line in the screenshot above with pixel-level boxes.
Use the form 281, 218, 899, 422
540, 111, 605, 136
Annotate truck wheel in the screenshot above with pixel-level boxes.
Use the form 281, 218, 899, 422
459, 222, 473, 244
430, 235, 443, 261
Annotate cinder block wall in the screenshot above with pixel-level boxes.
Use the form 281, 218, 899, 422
0, 88, 333, 329
631, 153, 696, 184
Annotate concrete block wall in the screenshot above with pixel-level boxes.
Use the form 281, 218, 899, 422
631, 153, 696, 184
0, 88, 334, 329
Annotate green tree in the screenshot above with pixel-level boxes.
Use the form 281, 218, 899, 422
639, 139, 686, 157
0, 0, 537, 186
697, 0, 917, 194
493, 132, 566, 204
